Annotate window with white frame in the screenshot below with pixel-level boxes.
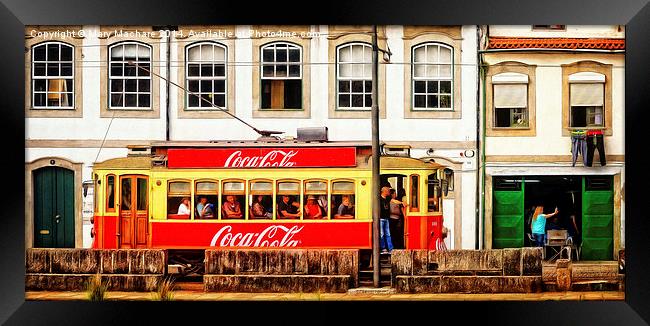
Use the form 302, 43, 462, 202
186, 42, 227, 109
337, 43, 372, 110
109, 42, 152, 109
32, 42, 74, 109
492, 72, 529, 128
261, 42, 302, 109
569, 72, 605, 128
412, 43, 453, 110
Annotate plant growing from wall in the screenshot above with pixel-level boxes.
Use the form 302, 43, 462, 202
152, 276, 176, 301
86, 273, 108, 301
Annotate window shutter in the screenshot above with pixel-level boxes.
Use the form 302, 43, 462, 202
494, 84, 527, 108
570, 83, 604, 106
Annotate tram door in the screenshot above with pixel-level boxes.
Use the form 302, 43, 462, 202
381, 174, 407, 249
119, 175, 148, 248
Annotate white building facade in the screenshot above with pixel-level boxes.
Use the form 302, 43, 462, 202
25, 25, 479, 250
479, 25, 625, 261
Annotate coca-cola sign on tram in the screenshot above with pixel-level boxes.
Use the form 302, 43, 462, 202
166, 147, 357, 168
150, 222, 372, 249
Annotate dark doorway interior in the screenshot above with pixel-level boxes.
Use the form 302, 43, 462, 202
523, 176, 582, 247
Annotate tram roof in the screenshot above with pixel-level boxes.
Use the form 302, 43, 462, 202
380, 156, 446, 170
92, 156, 152, 169
148, 140, 373, 148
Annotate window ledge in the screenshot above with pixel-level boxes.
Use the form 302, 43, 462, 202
493, 127, 531, 130
31, 107, 75, 111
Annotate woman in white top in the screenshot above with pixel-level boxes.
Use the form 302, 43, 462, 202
177, 197, 191, 215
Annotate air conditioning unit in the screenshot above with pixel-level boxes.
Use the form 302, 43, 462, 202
127, 145, 152, 157
296, 127, 328, 142
382, 144, 410, 157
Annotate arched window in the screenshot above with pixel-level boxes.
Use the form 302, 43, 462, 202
32, 42, 74, 108
186, 42, 227, 109
261, 42, 302, 109
337, 43, 372, 110
109, 42, 152, 109
412, 43, 453, 110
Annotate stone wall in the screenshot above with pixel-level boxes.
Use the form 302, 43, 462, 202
25, 248, 166, 291
203, 249, 358, 293
542, 260, 624, 291
391, 248, 543, 293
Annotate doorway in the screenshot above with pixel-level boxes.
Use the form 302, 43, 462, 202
33, 167, 75, 248
492, 175, 614, 260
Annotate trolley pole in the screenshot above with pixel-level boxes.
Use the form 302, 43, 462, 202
371, 25, 381, 288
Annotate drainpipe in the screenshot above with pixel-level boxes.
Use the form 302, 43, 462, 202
475, 26, 482, 250
165, 28, 171, 141
472, 35, 490, 251
480, 54, 487, 250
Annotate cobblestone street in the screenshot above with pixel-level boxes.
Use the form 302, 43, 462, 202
26, 290, 624, 301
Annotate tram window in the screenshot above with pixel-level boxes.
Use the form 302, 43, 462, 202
167, 181, 191, 218
250, 181, 273, 219
121, 178, 132, 210
304, 180, 327, 219
137, 178, 147, 211
332, 181, 355, 219
427, 173, 441, 213
106, 175, 115, 211
94, 174, 99, 213
410, 175, 419, 212
222, 181, 245, 219
277, 181, 301, 219
195, 181, 218, 219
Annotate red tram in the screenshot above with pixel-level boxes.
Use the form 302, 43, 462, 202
91, 141, 446, 252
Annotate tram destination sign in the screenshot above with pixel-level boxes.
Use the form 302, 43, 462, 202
167, 147, 357, 168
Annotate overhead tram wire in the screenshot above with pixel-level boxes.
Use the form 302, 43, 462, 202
126, 60, 283, 139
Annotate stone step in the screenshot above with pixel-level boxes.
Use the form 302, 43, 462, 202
359, 269, 391, 277
204, 274, 350, 293
394, 275, 542, 294
358, 280, 392, 288
348, 286, 396, 295
25, 273, 163, 292
174, 281, 204, 291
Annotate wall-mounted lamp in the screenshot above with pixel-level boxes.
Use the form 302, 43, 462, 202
463, 150, 475, 158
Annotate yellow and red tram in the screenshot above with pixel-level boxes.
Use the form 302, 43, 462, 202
91, 141, 446, 251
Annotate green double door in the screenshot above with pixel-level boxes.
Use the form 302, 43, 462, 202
581, 177, 614, 260
492, 178, 525, 248
492, 176, 614, 261
33, 167, 75, 248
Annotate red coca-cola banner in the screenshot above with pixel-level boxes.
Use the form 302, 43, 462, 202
150, 221, 372, 249
167, 147, 357, 168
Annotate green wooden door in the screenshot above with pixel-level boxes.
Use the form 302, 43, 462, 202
33, 167, 75, 248
492, 177, 525, 248
581, 176, 614, 260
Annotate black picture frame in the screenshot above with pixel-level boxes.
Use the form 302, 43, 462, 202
1, 0, 649, 324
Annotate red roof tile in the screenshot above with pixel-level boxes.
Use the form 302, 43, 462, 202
488, 37, 625, 50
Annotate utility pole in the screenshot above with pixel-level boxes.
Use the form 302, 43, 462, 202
371, 25, 381, 288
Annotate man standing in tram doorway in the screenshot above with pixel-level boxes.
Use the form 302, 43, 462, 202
380, 186, 394, 253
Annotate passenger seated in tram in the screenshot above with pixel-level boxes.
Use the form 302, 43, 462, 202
335, 195, 355, 219
304, 195, 323, 219
196, 197, 214, 219
251, 195, 273, 219
222, 195, 243, 219
278, 195, 301, 219
177, 197, 191, 216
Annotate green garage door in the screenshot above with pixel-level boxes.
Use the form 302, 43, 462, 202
581, 176, 614, 261
492, 177, 525, 248
33, 167, 75, 248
